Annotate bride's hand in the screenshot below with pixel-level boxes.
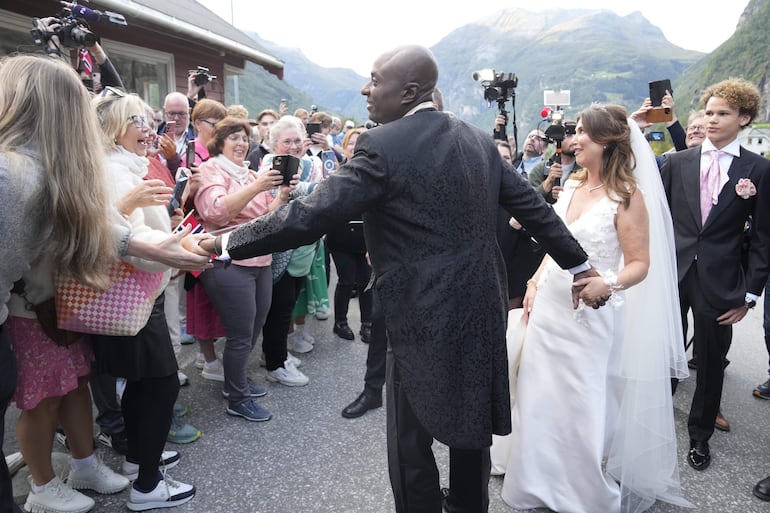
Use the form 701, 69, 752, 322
522, 279, 538, 322
574, 276, 612, 309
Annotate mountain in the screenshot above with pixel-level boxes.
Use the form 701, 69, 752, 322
226, 8, 707, 133
673, 0, 770, 122
433, 8, 703, 132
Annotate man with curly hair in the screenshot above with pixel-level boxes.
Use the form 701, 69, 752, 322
662, 78, 770, 471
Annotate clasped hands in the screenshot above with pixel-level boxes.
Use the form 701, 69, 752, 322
572, 268, 611, 309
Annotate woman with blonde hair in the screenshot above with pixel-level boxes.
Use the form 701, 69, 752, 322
1, 54, 131, 513
90, 92, 195, 510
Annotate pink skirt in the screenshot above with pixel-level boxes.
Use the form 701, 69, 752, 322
186, 279, 225, 340
7, 316, 93, 410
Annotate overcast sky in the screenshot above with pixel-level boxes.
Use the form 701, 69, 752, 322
197, 0, 747, 76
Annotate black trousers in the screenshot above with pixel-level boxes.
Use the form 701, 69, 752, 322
679, 265, 732, 441
262, 273, 304, 371
0, 324, 23, 513
122, 374, 178, 491
363, 291, 386, 397
331, 251, 373, 324
386, 355, 490, 513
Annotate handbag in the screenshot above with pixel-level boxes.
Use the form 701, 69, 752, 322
55, 260, 165, 337
11, 279, 82, 347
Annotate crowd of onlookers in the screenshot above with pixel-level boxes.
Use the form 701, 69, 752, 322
0, 21, 373, 512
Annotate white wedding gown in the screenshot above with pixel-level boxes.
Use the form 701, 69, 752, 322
500, 121, 692, 513
501, 182, 626, 513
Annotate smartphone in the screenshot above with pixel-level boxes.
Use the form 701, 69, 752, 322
646, 107, 672, 123
306, 122, 322, 137
271, 154, 301, 185
167, 172, 189, 215
321, 150, 335, 178
185, 140, 196, 166
648, 79, 672, 107
646, 131, 665, 142
164, 120, 176, 134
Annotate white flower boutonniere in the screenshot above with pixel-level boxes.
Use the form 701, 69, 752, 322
736, 178, 757, 199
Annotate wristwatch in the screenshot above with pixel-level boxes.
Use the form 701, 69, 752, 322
746, 299, 757, 309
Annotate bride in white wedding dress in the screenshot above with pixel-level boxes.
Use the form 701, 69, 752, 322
500, 105, 691, 513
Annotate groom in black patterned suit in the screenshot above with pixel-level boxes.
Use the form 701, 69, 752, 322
661, 78, 770, 471
204, 45, 601, 512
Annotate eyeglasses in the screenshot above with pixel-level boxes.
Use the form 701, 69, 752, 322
199, 119, 217, 128
165, 111, 189, 119
687, 125, 706, 133
126, 115, 148, 128
100, 86, 127, 98
278, 138, 304, 148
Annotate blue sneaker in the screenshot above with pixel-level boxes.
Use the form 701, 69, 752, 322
167, 414, 201, 444
226, 399, 271, 422
221, 379, 267, 399
180, 327, 196, 345
173, 402, 188, 417
754, 378, 770, 399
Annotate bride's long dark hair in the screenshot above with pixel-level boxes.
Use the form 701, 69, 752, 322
572, 104, 636, 208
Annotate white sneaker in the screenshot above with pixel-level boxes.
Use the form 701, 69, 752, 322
315, 306, 330, 320
259, 352, 302, 368
296, 327, 315, 345
201, 359, 224, 382
266, 359, 309, 386
287, 333, 313, 354
25, 476, 94, 513
126, 476, 195, 511
121, 451, 180, 481
177, 370, 189, 387
194, 352, 205, 370
5, 452, 24, 476
68, 456, 130, 494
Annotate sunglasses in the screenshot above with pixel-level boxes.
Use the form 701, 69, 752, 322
100, 86, 127, 98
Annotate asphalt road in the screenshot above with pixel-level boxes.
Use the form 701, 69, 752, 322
5, 282, 770, 513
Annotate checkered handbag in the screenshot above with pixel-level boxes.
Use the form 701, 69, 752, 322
55, 260, 164, 337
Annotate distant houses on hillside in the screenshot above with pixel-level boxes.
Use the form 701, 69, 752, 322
740, 126, 770, 157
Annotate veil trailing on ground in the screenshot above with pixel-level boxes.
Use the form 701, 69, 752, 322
606, 120, 692, 512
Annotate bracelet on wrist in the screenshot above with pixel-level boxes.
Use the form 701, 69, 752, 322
213, 236, 223, 256
602, 275, 623, 294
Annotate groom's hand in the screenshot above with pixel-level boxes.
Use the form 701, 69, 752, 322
572, 268, 602, 309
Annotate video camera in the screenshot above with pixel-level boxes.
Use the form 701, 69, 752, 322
540, 90, 572, 186
31, 1, 126, 48
473, 68, 518, 141
190, 66, 216, 86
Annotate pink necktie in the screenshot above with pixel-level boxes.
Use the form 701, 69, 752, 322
700, 150, 723, 225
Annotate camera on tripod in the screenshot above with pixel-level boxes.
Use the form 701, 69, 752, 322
541, 90, 572, 187
473, 69, 518, 141
190, 66, 216, 86
31, 1, 126, 49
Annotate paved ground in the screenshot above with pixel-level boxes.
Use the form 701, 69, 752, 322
5, 279, 770, 513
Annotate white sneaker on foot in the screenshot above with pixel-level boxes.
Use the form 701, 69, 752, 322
177, 370, 189, 387
201, 359, 224, 382
266, 359, 309, 386
68, 456, 130, 494
314, 306, 330, 320
287, 333, 313, 354
259, 352, 302, 368
126, 476, 195, 511
194, 352, 205, 369
296, 326, 315, 345
121, 451, 180, 481
25, 476, 94, 513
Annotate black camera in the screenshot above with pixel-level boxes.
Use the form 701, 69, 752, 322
190, 66, 216, 86
473, 69, 518, 141
472, 69, 518, 104
31, 16, 96, 47
31, 2, 126, 49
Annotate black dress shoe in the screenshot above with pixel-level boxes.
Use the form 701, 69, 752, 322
753, 475, 770, 501
333, 321, 355, 340
341, 391, 382, 418
687, 439, 711, 471
359, 322, 372, 344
